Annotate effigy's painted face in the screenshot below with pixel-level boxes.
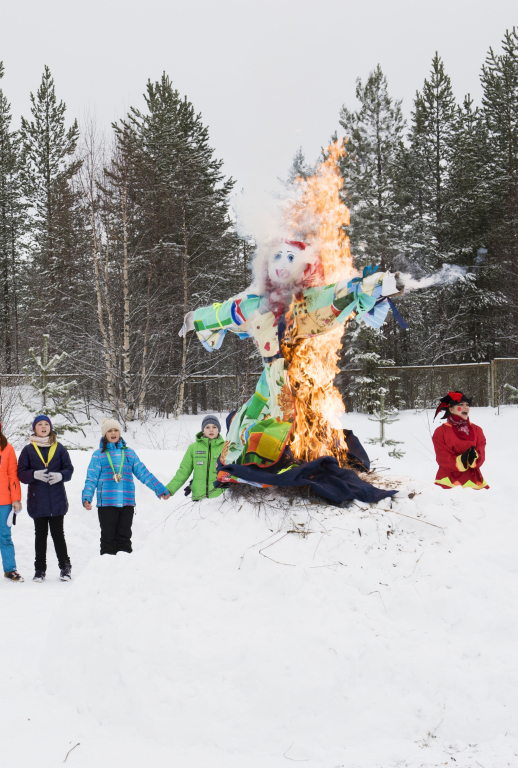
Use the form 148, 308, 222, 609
268, 243, 309, 287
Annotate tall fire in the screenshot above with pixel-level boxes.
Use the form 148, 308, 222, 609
283, 140, 354, 467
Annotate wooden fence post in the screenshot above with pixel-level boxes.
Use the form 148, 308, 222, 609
490, 360, 497, 408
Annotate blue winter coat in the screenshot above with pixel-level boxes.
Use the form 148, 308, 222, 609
17, 442, 74, 518
82, 439, 167, 508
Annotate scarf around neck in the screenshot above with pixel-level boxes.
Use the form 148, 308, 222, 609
29, 434, 55, 447
446, 413, 474, 440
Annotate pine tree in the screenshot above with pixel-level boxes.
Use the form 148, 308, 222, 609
481, 28, 518, 355
367, 389, 405, 458
338, 66, 406, 396
339, 64, 406, 270
21, 66, 83, 345
406, 53, 457, 268
96, 74, 240, 418
394, 54, 471, 366
344, 324, 398, 413
20, 334, 89, 447
0, 62, 25, 373
288, 147, 315, 182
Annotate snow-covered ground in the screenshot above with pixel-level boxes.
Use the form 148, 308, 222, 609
1, 407, 516, 767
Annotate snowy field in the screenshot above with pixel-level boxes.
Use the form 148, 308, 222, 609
1, 407, 516, 767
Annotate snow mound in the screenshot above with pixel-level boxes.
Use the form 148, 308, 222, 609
43, 474, 518, 767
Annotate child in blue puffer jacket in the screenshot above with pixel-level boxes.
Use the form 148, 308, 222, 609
82, 418, 169, 555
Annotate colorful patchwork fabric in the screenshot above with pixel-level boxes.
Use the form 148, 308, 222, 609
220, 358, 293, 468
191, 269, 405, 470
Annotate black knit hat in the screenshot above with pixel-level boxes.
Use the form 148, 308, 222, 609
434, 391, 473, 420
201, 415, 221, 432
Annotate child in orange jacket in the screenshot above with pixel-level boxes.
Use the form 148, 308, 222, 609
0, 423, 24, 581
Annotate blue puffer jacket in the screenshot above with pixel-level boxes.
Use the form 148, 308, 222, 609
18, 442, 74, 518
82, 439, 167, 508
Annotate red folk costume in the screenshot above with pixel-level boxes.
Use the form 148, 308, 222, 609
432, 391, 489, 490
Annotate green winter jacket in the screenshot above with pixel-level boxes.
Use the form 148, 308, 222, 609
166, 432, 225, 500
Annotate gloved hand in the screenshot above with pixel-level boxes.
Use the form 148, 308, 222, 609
34, 469, 49, 482
7, 510, 15, 527
459, 446, 477, 470
184, 482, 192, 497
47, 472, 62, 485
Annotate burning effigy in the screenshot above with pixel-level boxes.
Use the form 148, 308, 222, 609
180, 142, 407, 504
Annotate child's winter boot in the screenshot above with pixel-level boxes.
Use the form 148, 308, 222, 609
4, 571, 24, 582
33, 570, 46, 582
60, 561, 72, 581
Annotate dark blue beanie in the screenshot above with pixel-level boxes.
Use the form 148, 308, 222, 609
32, 414, 53, 432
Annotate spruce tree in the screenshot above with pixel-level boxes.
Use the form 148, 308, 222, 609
339, 64, 406, 270
98, 74, 239, 418
338, 66, 405, 399
20, 334, 89, 447
288, 147, 315, 182
0, 62, 24, 373
406, 53, 457, 268
481, 27, 518, 355
21, 66, 82, 345
394, 54, 466, 366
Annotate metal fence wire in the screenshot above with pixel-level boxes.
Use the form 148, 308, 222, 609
340, 358, 518, 410
1, 358, 518, 414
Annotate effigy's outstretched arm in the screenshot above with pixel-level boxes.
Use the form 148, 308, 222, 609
332, 269, 405, 327
291, 269, 406, 340
179, 294, 263, 352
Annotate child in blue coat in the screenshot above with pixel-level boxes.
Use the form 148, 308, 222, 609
82, 418, 169, 555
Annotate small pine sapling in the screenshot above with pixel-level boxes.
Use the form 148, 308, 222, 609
504, 383, 518, 403
367, 388, 405, 458
20, 334, 90, 448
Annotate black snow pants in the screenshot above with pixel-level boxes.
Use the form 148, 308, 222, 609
98, 506, 135, 555
34, 515, 70, 572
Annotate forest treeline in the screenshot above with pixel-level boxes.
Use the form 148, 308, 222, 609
0, 27, 517, 417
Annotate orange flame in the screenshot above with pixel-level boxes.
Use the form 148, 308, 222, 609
283, 140, 352, 466
285, 140, 352, 284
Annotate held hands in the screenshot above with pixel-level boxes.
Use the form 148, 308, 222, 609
160, 492, 172, 500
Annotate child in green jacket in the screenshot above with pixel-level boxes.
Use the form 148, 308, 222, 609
166, 416, 225, 500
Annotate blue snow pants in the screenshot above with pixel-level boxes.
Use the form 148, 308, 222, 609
0, 504, 16, 573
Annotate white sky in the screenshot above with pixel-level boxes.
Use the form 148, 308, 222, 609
1, 0, 516, 233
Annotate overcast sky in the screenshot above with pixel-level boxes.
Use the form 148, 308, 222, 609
1, 0, 516, 232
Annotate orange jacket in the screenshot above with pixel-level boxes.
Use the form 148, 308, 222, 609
0, 442, 22, 505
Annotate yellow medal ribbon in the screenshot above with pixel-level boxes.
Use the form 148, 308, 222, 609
32, 441, 58, 467
106, 448, 125, 483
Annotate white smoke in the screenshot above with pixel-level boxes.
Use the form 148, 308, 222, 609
400, 263, 468, 291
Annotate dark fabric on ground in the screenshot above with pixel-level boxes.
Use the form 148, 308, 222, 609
217, 425, 388, 504
98, 505, 134, 555
34, 515, 70, 571
216, 455, 396, 505
343, 429, 370, 472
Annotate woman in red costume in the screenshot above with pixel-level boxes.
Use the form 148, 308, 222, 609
432, 391, 488, 490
